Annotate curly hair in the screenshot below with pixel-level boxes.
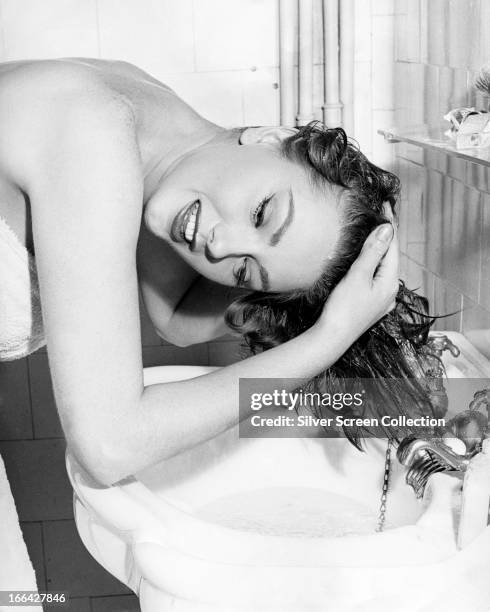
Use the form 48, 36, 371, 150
225, 122, 439, 448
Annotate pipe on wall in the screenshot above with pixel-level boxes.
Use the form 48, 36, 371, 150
322, 0, 343, 126
279, 0, 297, 126
339, 0, 355, 133
296, 0, 314, 126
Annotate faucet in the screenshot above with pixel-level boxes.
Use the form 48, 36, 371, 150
397, 393, 489, 499
421, 334, 461, 419
396, 436, 475, 499
397, 334, 490, 499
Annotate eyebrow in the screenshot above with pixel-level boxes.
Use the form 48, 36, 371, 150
269, 188, 295, 247
257, 263, 270, 292
254, 188, 295, 291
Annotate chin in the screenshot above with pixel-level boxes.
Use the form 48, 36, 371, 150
143, 204, 168, 239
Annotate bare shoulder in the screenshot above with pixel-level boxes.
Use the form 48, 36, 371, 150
0, 60, 136, 185
0, 59, 129, 104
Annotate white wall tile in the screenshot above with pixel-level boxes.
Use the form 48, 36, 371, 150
438, 67, 468, 120
462, 297, 490, 359
0, 4, 6, 61
452, 0, 480, 69
162, 71, 244, 126
480, 0, 490, 71
394, 61, 409, 123
373, 0, 396, 15
371, 110, 395, 167
242, 66, 280, 126
353, 61, 372, 153
1, 0, 98, 60
407, 62, 425, 127
193, 0, 278, 72
441, 182, 481, 301
403, 257, 433, 302
424, 64, 440, 127
479, 194, 490, 309
427, 0, 447, 66
395, 0, 408, 15
404, 0, 421, 63
372, 15, 395, 110
432, 277, 463, 331
354, 0, 372, 63
419, 0, 428, 63
97, 0, 194, 75
395, 12, 408, 62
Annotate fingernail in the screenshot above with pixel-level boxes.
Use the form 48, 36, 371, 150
375, 224, 393, 242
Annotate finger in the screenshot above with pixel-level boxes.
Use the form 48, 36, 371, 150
350, 223, 394, 278
377, 247, 399, 297
382, 201, 395, 223
382, 202, 400, 233
374, 221, 399, 283
373, 230, 399, 307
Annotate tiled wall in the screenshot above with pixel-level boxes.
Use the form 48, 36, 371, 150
393, 0, 490, 357
0, 0, 397, 158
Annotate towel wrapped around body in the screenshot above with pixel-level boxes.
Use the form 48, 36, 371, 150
0, 216, 45, 362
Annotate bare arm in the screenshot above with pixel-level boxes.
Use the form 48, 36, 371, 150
4, 67, 398, 486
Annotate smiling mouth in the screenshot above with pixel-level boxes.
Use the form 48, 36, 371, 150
170, 200, 201, 246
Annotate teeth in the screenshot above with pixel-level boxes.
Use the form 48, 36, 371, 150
184, 203, 199, 243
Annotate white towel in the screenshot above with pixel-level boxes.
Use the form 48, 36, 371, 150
0, 453, 41, 610
0, 216, 45, 362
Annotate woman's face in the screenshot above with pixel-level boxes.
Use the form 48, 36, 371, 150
144, 135, 341, 292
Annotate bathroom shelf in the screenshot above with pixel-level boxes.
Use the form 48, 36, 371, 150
378, 125, 490, 167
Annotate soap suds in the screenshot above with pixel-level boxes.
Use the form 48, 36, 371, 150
196, 487, 378, 537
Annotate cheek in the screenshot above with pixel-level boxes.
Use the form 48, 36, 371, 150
178, 249, 233, 285
265, 248, 323, 291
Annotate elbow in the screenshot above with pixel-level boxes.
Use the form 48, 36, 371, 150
156, 327, 194, 348
66, 429, 133, 487
169, 337, 194, 348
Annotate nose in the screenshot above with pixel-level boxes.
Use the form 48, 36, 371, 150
206, 222, 256, 260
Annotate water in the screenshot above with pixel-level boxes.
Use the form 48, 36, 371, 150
196, 487, 378, 537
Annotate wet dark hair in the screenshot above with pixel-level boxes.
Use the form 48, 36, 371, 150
225, 122, 438, 448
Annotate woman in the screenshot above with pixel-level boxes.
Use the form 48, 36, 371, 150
0, 58, 411, 485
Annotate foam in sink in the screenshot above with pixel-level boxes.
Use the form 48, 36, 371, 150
196, 486, 378, 537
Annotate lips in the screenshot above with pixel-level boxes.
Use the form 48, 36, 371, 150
170, 200, 201, 245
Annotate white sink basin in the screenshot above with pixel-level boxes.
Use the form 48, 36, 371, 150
66, 332, 490, 611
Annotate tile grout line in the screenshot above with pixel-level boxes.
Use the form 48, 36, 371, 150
0, 436, 65, 443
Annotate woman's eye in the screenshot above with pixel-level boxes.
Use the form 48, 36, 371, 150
253, 196, 272, 228
235, 257, 249, 287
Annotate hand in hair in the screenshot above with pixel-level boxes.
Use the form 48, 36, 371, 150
318, 220, 398, 341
